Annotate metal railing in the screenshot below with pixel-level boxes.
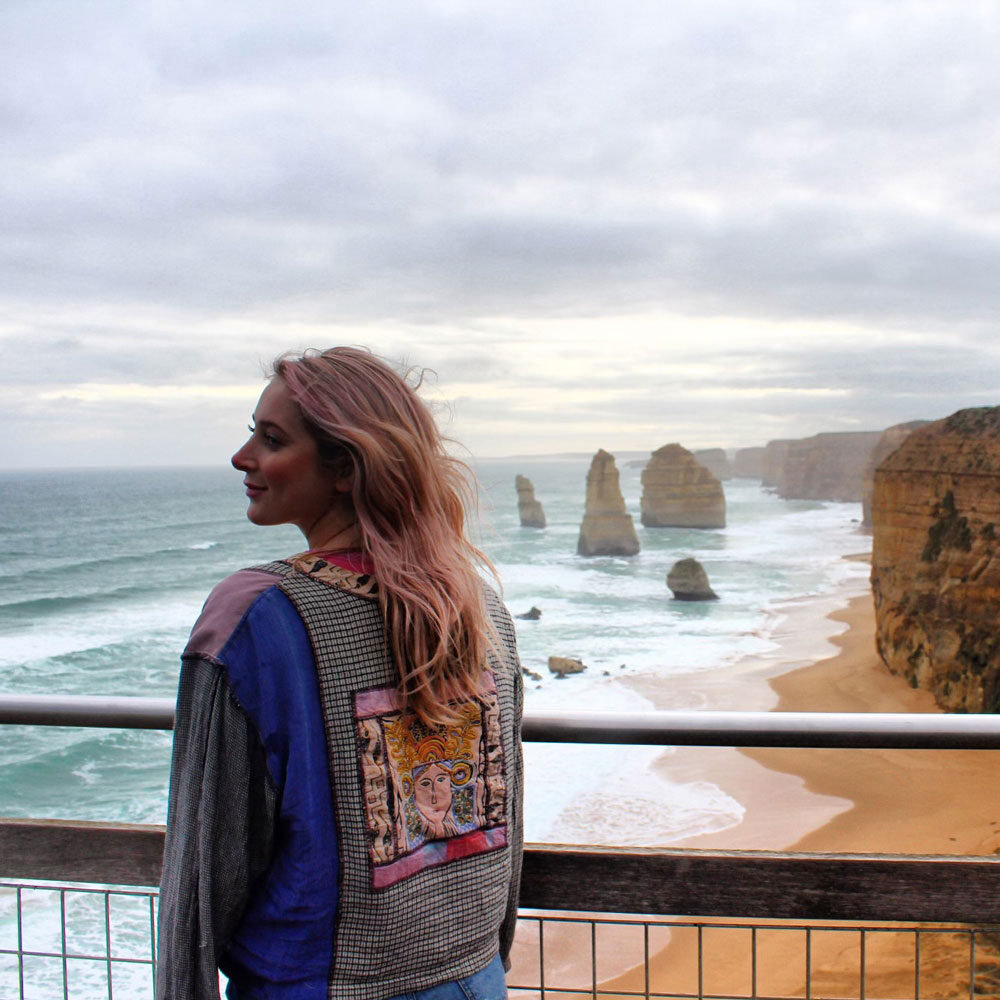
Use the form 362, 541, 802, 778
509, 913, 1000, 1000
5, 693, 1000, 748
4, 695, 1000, 999
1, 880, 158, 1000
5, 889, 997, 1000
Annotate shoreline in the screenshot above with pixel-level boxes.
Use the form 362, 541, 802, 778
617, 567, 880, 851
510, 559, 1000, 994
747, 591, 1000, 856
596, 573, 1000, 999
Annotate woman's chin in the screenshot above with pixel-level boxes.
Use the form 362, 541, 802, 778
245, 503, 273, 526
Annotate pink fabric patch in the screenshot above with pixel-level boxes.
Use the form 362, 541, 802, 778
354, 686, 404, 719
370, 826, 508, 889
310, 549, 375, 575
184, 568, 281, 660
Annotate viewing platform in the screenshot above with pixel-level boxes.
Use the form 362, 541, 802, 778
3, 696, 1000, 999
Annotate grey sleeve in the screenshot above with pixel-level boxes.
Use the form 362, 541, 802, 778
155, 657, 279, 1000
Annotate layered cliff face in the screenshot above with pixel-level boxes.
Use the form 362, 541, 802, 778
733, 446, 765, 479
577, 449, 640, 556
515, 474, 546, 528
870, 407, 1000, 712
640, 443, 725, 529
860, 421, 929, 530
761, 440, 792, 489
778, 431, 882, 502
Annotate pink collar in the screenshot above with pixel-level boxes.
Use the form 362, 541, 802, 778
308, 549, 375, 575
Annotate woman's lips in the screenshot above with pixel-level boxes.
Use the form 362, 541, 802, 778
244, 482, 265, 498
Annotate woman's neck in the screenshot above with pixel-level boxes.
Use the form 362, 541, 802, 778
305, 509, 362, 552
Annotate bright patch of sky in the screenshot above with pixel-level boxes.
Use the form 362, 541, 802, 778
3, 0, 1000, 467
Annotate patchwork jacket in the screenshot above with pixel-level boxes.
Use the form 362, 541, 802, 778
155, 553, 524, 1000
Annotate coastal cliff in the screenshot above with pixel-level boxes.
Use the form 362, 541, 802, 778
777, 431, 882, 502
761, 439, 792, 489
640, 443, 726, 529
733, 446, 764, 478
870, 407, 1000, 712
860, 421, 929, 530
692, 448, 731, 481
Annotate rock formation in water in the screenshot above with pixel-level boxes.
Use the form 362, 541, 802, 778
548, 655, 586, 677
870, 407, 1000, 712
693, 448, 732, 481
777, 431, 882, 501
732, 446, 765, 479
515, 606, 542, 620
577, 450, 640, 556
667, 558, 719, 601
640, 443, 726, 529
860, 421, 930, 530
515, 474, 546, 528
761, 439, 792, 489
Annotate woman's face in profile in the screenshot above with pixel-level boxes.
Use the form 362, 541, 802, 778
231, 378, 349, 544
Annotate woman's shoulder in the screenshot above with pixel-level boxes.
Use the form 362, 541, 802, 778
184, 565, 291, 662
482, 584, 515, 626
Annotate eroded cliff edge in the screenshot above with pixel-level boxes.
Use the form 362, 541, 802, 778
779, 431, 882, 502
870, 407, 1000, 712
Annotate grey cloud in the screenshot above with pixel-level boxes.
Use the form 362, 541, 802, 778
5, 0, 1000, 465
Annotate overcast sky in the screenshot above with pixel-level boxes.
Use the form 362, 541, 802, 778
4, 0, 1000, 468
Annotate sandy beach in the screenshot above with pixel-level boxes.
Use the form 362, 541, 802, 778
663, 589, 1000, 857
509, 567, 1000, 997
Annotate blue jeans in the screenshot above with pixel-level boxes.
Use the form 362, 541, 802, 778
387, 954, 507, 1000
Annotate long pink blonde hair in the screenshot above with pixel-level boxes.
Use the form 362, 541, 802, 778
273, 346, 499, 727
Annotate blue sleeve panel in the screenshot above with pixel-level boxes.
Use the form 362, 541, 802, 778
217, 585, 338, 999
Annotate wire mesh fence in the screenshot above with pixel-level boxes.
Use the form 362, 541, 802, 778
4, 702, 1000, 998
4, 881, 999, 1000
0, 880, 157, 1000
508, 912, 1000, 1000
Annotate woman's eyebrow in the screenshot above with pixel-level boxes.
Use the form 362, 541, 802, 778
252, 418, 285, 432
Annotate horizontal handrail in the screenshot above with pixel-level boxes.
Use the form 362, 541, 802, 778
525, 708, 1000, 749
2, 693, 1000, 748
0, 694, 175, 730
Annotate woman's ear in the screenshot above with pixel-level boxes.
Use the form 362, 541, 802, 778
326, 449, 355, 494
332, 471, 354, 494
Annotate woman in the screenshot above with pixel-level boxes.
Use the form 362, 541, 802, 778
156, 347, 523, 1000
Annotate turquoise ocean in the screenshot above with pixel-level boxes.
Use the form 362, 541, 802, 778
0, 458, 873, 997
0, 457, 871, 836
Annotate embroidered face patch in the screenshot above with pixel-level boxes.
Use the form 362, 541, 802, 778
354, 682, 507, 889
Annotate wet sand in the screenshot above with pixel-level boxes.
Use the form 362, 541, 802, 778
509, 576, 1000, 996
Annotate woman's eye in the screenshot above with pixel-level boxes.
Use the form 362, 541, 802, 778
248, 424, 281, 448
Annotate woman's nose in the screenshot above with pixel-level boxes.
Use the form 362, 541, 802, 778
231, 440, 253, 472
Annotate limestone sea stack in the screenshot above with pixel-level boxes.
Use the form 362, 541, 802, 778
871, 407, 1000, 712
860, 421, 930, 530
640, 443, 726, 529
577, 449, 640, 556
667, 558, 718, 601
515, 474, 546, 528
